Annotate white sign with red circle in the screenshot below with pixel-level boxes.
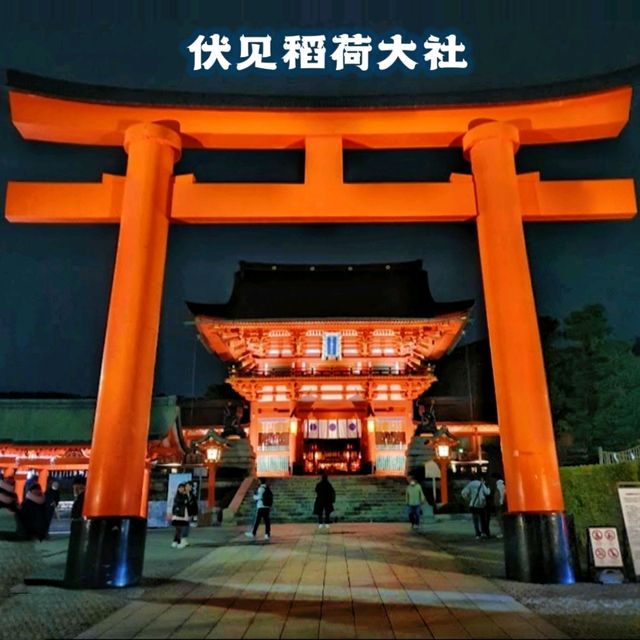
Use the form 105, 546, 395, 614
588, 527, 623, 568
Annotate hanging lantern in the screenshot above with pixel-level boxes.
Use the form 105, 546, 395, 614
431, 432, 458, 463
206, 445, 222, 463
436, 443, 451, 459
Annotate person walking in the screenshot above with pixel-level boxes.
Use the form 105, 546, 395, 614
70, 476, 86, 519
491, 473, 506, 539
313, 471, 335, 530
461, 474, 491, 539
0, 475, 18, 511
0, 475, 19, 533
183, 481, 199, 543
18, 483, 48, 541
170, 483, 190, 548
45, 480, 61, 529
405, 475, 427, 529
245, 478, 272, 540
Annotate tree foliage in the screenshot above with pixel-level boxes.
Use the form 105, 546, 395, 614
541, 304, 640, 464
203, 383, 243, 400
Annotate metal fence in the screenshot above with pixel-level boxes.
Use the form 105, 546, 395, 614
598, 444, 640, 465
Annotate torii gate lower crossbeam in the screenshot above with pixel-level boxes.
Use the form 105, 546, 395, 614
5, 84, 637, 587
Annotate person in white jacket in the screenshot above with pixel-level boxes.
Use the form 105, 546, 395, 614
245, 479, 271, 540
461, 475, 491, 539
491, 474, 506, 539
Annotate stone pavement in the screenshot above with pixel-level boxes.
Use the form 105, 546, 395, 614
418, 519, 640, 640
78, 523, 566, 639
0, 527, 241, 640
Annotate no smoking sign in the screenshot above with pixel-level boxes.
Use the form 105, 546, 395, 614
588, 527, 624, 568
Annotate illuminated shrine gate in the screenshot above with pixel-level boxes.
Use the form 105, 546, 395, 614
188, 260, 472, 477
4, 71, 637, 587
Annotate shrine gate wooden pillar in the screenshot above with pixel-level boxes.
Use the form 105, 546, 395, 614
64, 122, 181, 588
464, 122, 574, 583
38, 468, 49, 491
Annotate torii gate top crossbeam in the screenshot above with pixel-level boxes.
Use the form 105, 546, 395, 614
5, 85, 637, 225
9, 87, 631, 148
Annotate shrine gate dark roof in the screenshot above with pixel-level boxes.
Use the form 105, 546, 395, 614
186, 260, 473, 320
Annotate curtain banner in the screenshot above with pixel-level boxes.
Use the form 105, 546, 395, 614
303, 419, 361, 438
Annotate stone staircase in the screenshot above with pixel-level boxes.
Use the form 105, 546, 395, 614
233, 476, 411, 525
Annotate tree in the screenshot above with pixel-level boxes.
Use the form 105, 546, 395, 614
541, 304, 640, 464
203, 383, 243, 400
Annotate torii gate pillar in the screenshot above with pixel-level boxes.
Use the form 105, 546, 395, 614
464, 122, 575, 583
64, 123, 181, 588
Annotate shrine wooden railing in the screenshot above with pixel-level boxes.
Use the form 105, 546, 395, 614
230, 364, 436, 377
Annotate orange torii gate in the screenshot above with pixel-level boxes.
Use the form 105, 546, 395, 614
5, 81, 637, 587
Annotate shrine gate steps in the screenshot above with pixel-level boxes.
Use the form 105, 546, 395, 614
233, 476, 410, 525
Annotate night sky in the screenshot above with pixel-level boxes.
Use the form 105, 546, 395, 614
1, 2, 639, 397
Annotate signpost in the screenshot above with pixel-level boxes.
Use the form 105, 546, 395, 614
587, 527, 624, 568
587, 526, 625, 583
424, 460, 440, 505
618, 483, 640, 578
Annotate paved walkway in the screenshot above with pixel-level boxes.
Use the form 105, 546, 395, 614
78, 523, 565, 639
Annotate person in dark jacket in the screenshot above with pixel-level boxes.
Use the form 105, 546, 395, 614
70, 476, 86, 519
182, 481, 199, 542
0, 476, 18, 513
313, 472, 336, 530
44, 480, 60, 528
18, 483, 48, 540
0, 476, 19, 533
185, 482, 199, 520
171, 483, 190, 548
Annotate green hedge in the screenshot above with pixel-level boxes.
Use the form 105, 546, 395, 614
561, 460, 640, 573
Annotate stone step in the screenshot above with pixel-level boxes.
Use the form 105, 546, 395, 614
234, 476, 410, 524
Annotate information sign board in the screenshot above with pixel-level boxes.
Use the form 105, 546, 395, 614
618, 483, 640, 577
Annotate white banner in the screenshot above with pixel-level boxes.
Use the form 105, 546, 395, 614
304, 419, 319, 438
303, 419, 360, 439
318, 420, 331, 439
346, 419, 361, 438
